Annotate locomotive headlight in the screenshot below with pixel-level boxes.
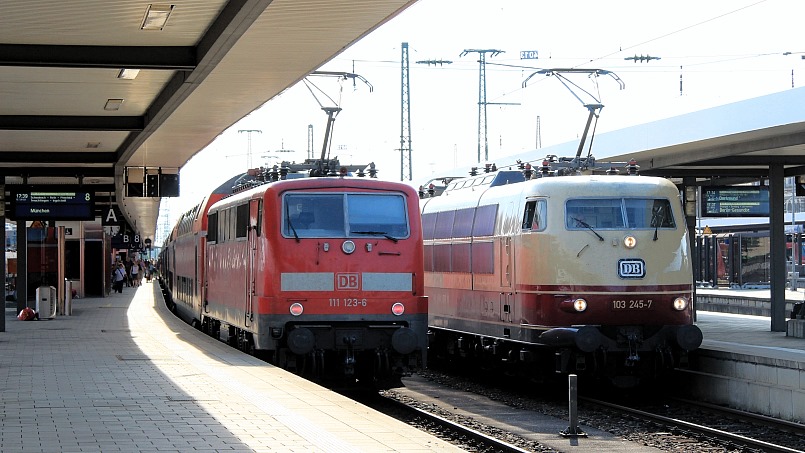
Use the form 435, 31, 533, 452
623, 235, 637, 249
391, 302, 405, 316
341, 240, 356, 254
289, 302, 304, 316
672, 297, 688, 311
560, 297, 588, 313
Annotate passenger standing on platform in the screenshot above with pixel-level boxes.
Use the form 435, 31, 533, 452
113, 263, 126, 293
131, 260, 140, 287
124, 259, 133, 287
137, 259, 146, 285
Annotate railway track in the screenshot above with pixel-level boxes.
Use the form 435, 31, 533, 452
358, 370, 805, 452
372, 393, 540, 453
581, 396, 805, 453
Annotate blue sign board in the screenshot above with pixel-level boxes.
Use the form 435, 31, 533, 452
701, 186, 769, 217
11, 187, 95, 220
520, 50, 539, 60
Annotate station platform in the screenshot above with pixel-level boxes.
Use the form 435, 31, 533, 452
0, 282, 460, 453
685, 288, 805, 423
696, 286, 805, 349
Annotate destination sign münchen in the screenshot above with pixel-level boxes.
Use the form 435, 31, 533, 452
11, 188, 95, 220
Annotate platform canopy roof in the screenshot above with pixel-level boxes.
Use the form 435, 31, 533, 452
494, 87, 805, 184
0, 0, 415, 239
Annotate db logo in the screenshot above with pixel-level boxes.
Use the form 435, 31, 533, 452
336, 273, 360, 290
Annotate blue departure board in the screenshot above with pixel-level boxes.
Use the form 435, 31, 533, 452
11, 187, 95, 220
701, 186, 769, 217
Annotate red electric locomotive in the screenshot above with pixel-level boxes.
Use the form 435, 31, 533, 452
160, 160, 428, 384
420, 158, 703, 388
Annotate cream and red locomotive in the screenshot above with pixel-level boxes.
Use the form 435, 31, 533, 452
160, 161, 428, 383
419, 159, 702, 387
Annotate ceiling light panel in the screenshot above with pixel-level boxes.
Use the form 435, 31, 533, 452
104, 99, 124, 111
140, 4, 174, 31
117, 69, 140, 80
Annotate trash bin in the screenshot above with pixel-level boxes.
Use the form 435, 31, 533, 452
63, 279, 72, 316
36, 285, 57, 319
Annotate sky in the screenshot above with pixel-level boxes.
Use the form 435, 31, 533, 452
156, 0, 805, 239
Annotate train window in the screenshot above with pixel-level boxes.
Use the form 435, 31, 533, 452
282, 193, 409, 239
255, 200, 262, 237
236, 204, 249, 238
452, 208, 475, 237
566, 199, 625, 229
223, 209, 230, 241
434, 210, 455, 239
228, 207, 235, 241
347, 194, 409, 238
624, 198, 676, 229
566, 198, 676, 230
422, 212, 437, 240
224, 208, 232, 242
229, 207, 237, 240
472, 205, 498, 237
522, 199, 547, 231
433, 244, 452, 272
472, 241, 495, 273
219, 209, 227, 242
207, 212, 218, 243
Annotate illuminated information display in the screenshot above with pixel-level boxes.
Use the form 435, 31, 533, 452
701, 186, 769, 217
11, 188, 95, 220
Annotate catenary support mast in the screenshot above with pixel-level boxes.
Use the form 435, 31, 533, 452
461, 49, 502, 163
400, 42, 412, 181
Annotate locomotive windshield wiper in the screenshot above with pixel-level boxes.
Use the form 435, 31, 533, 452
571, 217, 604, 241
352, 231, 398, 243
285, 203, 300, 242
650, 208, 665, 242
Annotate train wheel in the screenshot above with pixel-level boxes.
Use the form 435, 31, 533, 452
245, 334, 256, 356
227, 327, 238, 347
237, 331, 246, 351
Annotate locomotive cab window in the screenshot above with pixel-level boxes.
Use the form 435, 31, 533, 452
283, 193, 409, 239
522, 199, 547, 231
626, 198, 676, 229
566, 198, 676, 230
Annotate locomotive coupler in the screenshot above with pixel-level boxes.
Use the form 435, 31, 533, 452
343, 335, 357, 375
375, 348, 391, 375
625, 332, 641, 367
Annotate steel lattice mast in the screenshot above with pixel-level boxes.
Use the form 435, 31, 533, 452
461, 49, 502, 163
400, 42, 412, 181
238, 129, 261, 169
307, 124, 314, 160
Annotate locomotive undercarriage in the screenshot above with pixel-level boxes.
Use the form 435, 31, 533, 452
195, 316, 422, 386
275, 323, 423, 385
429, 325, 695, 388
